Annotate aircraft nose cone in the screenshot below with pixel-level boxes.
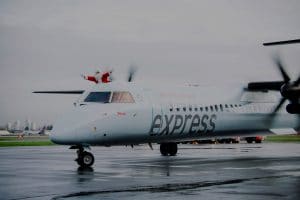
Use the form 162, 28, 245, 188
50, 126, 67, 145
49, 110, 82, 145
49, 107, 103, 145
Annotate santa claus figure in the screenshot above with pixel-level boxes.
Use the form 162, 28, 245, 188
82, 70, 112, 84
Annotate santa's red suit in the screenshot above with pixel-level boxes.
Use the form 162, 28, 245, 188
84, 71, 111, 84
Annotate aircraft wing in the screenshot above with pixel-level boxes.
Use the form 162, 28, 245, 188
247, 81, 284, 91
33, 90, 84, 94
263, 39, 300, 46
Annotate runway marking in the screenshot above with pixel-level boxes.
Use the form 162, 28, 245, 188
51, 175, 287, 200
218, 191, 286, 197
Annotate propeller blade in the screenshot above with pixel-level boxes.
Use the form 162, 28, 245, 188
292, 74, 300, 86
273, 98, 286, 113
273, 55, 290, 83
128, 65, 137, 82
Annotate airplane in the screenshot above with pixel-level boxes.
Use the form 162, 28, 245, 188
34, 57, 300, 168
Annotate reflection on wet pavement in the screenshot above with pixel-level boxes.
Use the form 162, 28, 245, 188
0, 143, 300, 200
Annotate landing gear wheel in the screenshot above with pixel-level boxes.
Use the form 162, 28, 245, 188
160, 143, 169, 156
77, 151, 94, 167
246, 138, 254, 143
169, 143, 178, 156
160, 143, 178, 156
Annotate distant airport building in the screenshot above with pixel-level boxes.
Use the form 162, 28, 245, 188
31, 122, 36, 131
11, 120, 23, 133
5, 119, 43, 134
13, 120, 21, 130
0, 130, 10, 135
24, 119, 31, 131
6, 123, 12, 131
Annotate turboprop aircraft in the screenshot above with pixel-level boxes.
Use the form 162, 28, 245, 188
34, 58, 300, 168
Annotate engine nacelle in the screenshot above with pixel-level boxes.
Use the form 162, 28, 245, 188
281, 84, 300, 100
286, 104, 300, 114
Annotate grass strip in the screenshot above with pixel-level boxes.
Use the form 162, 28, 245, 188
265, 135, 300, 142
0, 140, 55, 147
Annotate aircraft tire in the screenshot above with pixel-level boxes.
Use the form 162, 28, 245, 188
77, 151, 94, 167
169, 143, 178, 156
160, 143, 178, 156
246, 138, 254, 143
160, 143, 169, 156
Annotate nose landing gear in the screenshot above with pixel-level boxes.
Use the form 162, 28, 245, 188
77, 151, 94, 167
71, 145, 95, 167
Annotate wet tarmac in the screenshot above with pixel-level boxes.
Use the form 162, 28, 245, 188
1, 143, 300, 200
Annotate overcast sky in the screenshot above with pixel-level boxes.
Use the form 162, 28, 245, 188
0, 0, 300, 126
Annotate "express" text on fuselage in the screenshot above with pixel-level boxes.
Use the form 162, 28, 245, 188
149, 114, 217, 136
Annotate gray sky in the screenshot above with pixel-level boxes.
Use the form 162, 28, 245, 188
0, 0, 300, 126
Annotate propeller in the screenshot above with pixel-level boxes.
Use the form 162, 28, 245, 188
273, 55, 290, 83
272, 55, 300, 113
292, 75, 300, 87
127, 65, 137, 82
273, 97, 286, 113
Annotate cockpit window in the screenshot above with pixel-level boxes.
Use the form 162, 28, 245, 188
111, 91, 135, 103
83, 91, 135, 103
84, 92, 111, 103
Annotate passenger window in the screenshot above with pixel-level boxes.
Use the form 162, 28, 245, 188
84, 92, 111, 103
210, 106, 213, 111
176, 107, 180, 112
111, 91, 135, 103
183, 107, 186, 112
200, 107, 203, 112
215, 105, 218, 112
189, 107, 192, 111
195, 107, 198, 111
225, 104, 228, 108
205, 107, 208, 112
220, 104, 223, 111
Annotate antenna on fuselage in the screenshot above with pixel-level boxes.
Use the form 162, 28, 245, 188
128, 65, 137, 82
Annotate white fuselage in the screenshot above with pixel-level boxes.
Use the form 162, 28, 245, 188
50, 82, 300, 146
